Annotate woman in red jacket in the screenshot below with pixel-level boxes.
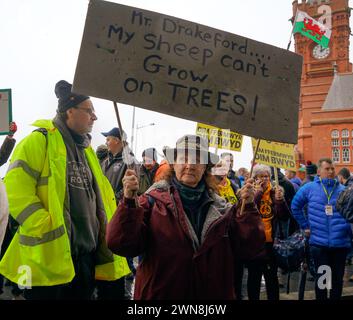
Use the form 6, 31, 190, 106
107, 135, 266, 300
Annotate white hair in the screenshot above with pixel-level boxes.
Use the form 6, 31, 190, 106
252, 164, 271, 178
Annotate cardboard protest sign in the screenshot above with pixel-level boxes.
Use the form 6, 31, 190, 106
0, 89, 12, 135
251, 138, 296, 171
196, 123, 243, 152
73, 0, 302, 143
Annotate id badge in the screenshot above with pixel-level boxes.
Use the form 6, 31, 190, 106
325, 205, 333, 216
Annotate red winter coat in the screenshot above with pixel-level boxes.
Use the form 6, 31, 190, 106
107, 180, 266, 300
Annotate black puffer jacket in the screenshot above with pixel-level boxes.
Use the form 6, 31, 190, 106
271, 168, 299, 237
0, 136, 16, 167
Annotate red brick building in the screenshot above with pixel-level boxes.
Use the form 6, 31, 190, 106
292, 0, 353, 172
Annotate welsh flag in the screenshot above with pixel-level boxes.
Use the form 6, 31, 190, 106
293, 10, 331, 48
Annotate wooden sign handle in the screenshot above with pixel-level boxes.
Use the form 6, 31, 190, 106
113, 102, 138, 204
239, 138, 261, 216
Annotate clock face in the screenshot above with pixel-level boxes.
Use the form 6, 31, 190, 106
312, 45, 330, 60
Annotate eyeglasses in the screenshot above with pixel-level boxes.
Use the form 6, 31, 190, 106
76, 107, 97, 119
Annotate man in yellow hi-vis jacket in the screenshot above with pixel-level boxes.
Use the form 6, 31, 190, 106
0, 80, 130, 300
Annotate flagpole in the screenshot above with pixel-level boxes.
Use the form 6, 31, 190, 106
113, 102, 132, 169
214, 128, 220, 155
273, 166, 279, 187
287, 8, 299, 50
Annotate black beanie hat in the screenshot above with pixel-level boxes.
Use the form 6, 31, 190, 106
306, 160, 318, 175
55, 80, 90, 112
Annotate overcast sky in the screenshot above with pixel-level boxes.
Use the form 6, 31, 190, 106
1, 0, 352, 177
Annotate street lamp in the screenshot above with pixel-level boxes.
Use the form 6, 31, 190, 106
134, 122, 155, 156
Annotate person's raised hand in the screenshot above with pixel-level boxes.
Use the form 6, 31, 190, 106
254, 178, 265, 193
123, 169, 139, 199
239, 178, 255, 204
274, 186, 284, 201
8, 121, 17, 137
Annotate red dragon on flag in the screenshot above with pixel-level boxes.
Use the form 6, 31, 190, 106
294, 10, 331, 48
302, 18, 325, 40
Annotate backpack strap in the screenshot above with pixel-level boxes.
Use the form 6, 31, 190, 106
32, 128, 50, 182
33, 128, 48, 137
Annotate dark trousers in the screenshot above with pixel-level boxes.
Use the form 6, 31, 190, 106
95, 277, 125, 300
24, 253, 95, 300
0, 228, 11, 294
234, 261, 244, 300
346, 226, 353, 262
247, 243, 279, 300
310, 245, 349, 300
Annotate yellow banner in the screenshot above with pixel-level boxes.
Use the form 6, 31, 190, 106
196, 123, 243, 152
251, 139, 296, 170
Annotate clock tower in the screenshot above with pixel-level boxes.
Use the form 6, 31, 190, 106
293, 0, 353, 172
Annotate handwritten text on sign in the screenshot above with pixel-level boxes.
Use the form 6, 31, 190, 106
251, 138, 296, 171
73, 0, 302, 143
196, 123, 243, 152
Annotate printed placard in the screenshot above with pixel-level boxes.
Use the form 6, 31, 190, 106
196, 123, 243, 152
251, 138, 296, 170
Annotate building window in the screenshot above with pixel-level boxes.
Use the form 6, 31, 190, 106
343, 148, 350, 163
332, 139, 339, 147
342, 129, 349, 138
331, 130, 339, 138
342, 138, 350, 147
332, 148, 340, 163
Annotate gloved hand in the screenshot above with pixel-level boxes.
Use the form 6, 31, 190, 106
8, 122, 17, 136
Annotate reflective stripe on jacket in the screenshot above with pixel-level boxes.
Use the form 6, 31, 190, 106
0, 119, 130, 286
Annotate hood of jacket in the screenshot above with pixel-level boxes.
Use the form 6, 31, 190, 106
145, 179, 232, 251
146, 180, 231, 215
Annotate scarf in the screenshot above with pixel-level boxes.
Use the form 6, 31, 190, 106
259, 183, 274, 243
172, 175, 211, 242
172, 176, 206, 205
53, 115, 100, 256
53, 115, 94, 199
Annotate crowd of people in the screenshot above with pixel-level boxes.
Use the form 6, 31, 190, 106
0, 80, 353, 301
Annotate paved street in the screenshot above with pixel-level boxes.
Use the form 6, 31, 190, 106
255, 262, 353, 300
1, 262, 353, 300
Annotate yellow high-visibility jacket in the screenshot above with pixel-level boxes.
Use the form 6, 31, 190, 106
0, 120, 130, 286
